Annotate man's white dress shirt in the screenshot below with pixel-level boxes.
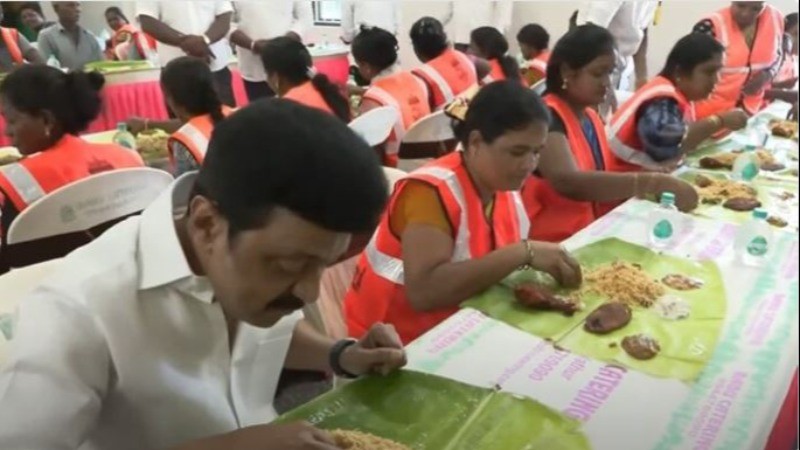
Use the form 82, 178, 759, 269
233, 1, 313, 82
340, 0, 402, 43
136, 1, 234, 72
0, 173, 301, 450
442, 0, 514, 45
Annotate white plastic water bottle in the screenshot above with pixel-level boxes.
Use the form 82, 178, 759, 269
735, 208, 772, 267
648, 192, 679, 249
732, 145, 760, 181
112, 122, 137, 151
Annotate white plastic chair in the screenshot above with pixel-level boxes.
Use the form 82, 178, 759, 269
0, 259, 62, 367
7, 168, 173, 245
348, 106, 399, 147
307, 166, 408, 339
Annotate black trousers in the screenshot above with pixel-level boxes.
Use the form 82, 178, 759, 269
212, 66, 236, 107
243, 79, 275, 101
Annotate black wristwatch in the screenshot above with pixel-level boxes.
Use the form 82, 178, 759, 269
329, 338, 359, 379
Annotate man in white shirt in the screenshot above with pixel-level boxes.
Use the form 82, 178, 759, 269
229, 1, 313, 101
577, 0, 659, 92
0, 100, 405, 450
340, 0, 402, 44
442, 0, 513, 52
136, 1, 236, 107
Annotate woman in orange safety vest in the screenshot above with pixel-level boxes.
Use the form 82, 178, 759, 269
0, 7, 43, 71
353, 26, 432, 167
162, 57, 233, 177
104, 6, 155, 61
344, 81, 582, 345
517, 23, 551, 87
690, 2, 784, 119
409, 16, 484, 111
608, 33, 749, 173
0, 66, 144, 243
469, 26, 522, 85
521, 25, 698, 243
261, 36, 351, 122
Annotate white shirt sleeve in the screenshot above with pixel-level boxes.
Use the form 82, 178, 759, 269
215, 0, 234, 15
340, 0, 356, 43
135, 1, 161, 20
0, 292, 110, 448
577, 0, 625, 28
292, 1, 314, 39
493, 0, 513, 34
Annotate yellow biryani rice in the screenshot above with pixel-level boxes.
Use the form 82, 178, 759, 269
331, 430, 412, 450
694, 175, 758, 204
583, 261, 665, 308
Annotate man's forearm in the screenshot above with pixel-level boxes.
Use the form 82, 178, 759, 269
633, 29, 649, 82
229, 30, 253, 50
139, 15, 184, 46
205, 13, 232, 43
284, 319, 335, 373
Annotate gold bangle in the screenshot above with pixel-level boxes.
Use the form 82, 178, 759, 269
709, 115, 722, 129
522, 240, 536, 269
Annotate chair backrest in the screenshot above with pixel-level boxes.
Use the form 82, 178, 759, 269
348, 106, 399, 147
398, 110, 457, 160
531, 79, 546, 96
7, 168, 173, 245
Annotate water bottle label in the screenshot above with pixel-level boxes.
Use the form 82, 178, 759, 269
741, 162, 759, 181
747, 236, 768, 256
653, 219, 674, 239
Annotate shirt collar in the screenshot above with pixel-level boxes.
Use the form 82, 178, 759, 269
137, 172, 214, 303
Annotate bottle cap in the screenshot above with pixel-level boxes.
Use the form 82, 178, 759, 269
753, 208, 768, 220
661, 192, 676, 204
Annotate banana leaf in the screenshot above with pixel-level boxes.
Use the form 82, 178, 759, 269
84, 60, 154, 74
464, 238, 726, 382
276, 370, 590, 450
678, 169, 798, 228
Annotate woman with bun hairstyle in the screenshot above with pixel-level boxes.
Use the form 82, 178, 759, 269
469, 26, 522, 84
409, 16, 485, 110
353, 26, 431, 167
261, 36, 351, 122
0, 65, 144, 240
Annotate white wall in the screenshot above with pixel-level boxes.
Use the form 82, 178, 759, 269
41, 0, 798, 76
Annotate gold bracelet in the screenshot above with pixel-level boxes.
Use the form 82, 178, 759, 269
708, 115, 722, 129
522, 240, 536, 269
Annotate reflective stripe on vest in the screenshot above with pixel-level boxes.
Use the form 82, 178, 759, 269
173, 122, 211, 163
0, 163, 47, 208
415, 63, 455, 105
607, 79, 683, 170
1, 28, 23, 64
365, 86, 406, 156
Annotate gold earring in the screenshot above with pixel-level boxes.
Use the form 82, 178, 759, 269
562, 79, 568, 89
45, 127, 51, 138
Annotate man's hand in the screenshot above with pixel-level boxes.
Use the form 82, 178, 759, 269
252, 39, 270, 56
173, 422, 341, 450
743, 70, 771, 96
339, 324, 406, 376
180, 35, 214, 60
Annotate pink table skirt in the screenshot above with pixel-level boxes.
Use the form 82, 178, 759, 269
0, 54, 349, 146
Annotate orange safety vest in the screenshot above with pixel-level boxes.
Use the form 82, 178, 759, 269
0, 134, 144, 211
283, 80, 335, 116
521, 94, 615, 243
363, 71, 431, 167
168, 107, 234, 167
691, 5, 784, 119
0, 27, 24, 64
526, 50, 550, 79
411, 48, 478, 110
481, 58, 507, 85
343, 152, 530, 344
607, 76, 692, 172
